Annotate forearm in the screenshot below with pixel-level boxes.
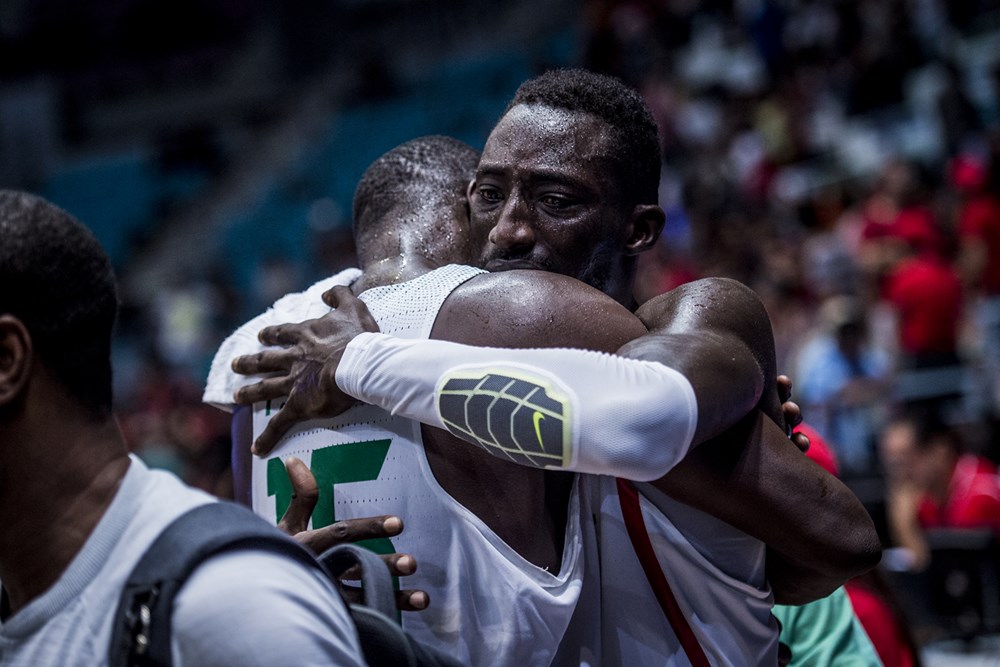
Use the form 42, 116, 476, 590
335, 332, 698, 481
631, 277, 778, 443
654, 412, 882, 603
885, 484, 930, 570
618, 330, 765, 444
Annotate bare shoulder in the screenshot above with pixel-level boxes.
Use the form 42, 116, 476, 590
433, 270, 646, 352
636, 277, 771, 340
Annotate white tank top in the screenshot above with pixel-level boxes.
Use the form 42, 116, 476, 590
227, 264, 587, 667
557, 475, 779, 666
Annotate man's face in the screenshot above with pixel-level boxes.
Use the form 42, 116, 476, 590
879, 421, 916, 482
468, 104, 632, 291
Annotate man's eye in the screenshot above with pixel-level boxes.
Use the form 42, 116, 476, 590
540, 195, 571, 209
477, 187, 503, 203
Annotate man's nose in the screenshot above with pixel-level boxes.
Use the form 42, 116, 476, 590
488, 193, 534, 251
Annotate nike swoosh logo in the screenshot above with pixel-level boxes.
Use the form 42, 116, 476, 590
533, 411, 546, 449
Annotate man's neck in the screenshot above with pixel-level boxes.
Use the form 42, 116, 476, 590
352, 254, 438, 294
0, 418, 130, 616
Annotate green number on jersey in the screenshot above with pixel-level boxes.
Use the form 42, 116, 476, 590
266, 439, 400, 617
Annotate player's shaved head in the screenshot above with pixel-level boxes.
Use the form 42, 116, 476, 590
0, 190, 118, 419
353, 135, 480, 268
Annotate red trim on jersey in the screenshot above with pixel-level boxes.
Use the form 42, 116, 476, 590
617, 478, 711, 667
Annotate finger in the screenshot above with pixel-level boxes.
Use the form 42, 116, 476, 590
782, 400, 803, 427
322, 287, 380, 333
776, 374, 793, 402
233, 376, 294, 406
398, 589, 429, 612
252, 403, 302, 456
277, 457, 319, 535
258, 323, 309, 347
296, 515, 403, 553
341, 297, 380, 332
339, 553, 416, 580
322, 285, 356, 309
339, 585, 429, 612
231, 350, 295, 375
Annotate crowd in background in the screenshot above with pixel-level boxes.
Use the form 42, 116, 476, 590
13, 0, 996, 653
579, 0, 1000, 649
587, 0, 1000, 488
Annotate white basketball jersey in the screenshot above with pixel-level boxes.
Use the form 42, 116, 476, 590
240, 264, 588, 667
565, 475, 779, 666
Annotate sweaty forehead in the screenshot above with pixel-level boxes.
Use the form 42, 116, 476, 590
478, 104, 616, 177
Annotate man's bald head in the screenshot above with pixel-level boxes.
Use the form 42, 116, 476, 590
353, 135, 481, 268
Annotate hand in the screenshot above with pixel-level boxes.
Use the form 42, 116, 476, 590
777, 374, 809, 453
231, 286, 380, 456
278, 457, 429, 612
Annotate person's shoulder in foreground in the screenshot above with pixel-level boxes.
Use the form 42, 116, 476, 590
0, 189, 365, 667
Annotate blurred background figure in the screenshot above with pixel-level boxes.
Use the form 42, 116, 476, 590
5, 0, 1000, 660
883, 416, 1000, 570
793, 295, 891, 474
795, 421, 924, 667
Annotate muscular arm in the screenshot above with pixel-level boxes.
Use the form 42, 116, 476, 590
234, 272, 880, 601
432, 273, 763, 448
349, 273, 879, 601
620, 279, 881, 601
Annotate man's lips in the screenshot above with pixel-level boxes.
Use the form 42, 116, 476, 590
485, 258, 546, 271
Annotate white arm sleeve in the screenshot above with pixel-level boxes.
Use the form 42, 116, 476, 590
336, 332, 698, 482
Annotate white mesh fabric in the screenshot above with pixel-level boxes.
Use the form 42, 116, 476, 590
358, 264, 485, 338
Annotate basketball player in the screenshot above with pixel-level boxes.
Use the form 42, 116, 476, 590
220, 71, 878, 665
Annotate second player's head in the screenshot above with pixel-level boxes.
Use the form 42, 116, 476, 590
0, 190, 118, 423
469, 68, 665, 306
353, 135, 481, 270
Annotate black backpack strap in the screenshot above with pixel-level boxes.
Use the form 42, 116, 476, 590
108, 501, 325, 667
320, 544, 466, 667
320, 544, 398, 617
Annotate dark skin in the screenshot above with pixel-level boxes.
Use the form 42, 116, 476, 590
233, 103, 879, 601
0, 315, 130, 616
278, 456, 428, 611
235, 275, 878, 602
0, 309, 425, 616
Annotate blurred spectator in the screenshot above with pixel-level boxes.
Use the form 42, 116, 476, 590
913, 421, 1000, 537
800, 185, 862, 300
881, 415, 1000, 570
793, 295, 892, 473
796, 421, 924, 667
844, 570, 923, 667
953, 146, 1000, 416
879, 203, 965, 419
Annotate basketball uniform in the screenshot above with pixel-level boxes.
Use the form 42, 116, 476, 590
205, 264, 591, 667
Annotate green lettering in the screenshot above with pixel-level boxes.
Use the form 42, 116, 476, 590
266, 439, 400, 619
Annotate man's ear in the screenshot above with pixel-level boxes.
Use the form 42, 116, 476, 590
0, 315, 32, 409
623, 204, 666, 256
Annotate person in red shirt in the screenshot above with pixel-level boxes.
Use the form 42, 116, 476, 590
954, 153, 1000, 298
795, 421, 923, 667
883, 416, 1000, 567
880, 209, 965, 423
912, 423, 1000, 536
953, 151, 1000, 416
882, 212, 963, 366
